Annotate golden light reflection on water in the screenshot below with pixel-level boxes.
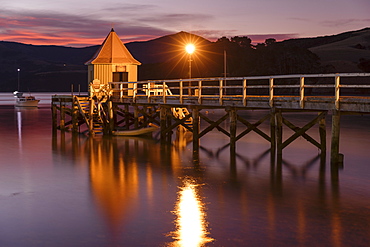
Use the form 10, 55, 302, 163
169, 179, 213, 247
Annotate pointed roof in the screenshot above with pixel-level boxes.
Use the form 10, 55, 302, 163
85, 28, 141, 65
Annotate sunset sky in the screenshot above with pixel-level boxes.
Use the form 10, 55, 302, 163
1, 0, 369, 47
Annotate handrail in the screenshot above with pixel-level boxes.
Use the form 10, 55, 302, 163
108, 73, 370, 110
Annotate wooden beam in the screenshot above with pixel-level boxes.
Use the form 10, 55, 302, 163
281, 111, 326, 149
236, 114, 271, 141
282, 117, 320, 149
169, 114, 193, 131
199, 112, 229, 138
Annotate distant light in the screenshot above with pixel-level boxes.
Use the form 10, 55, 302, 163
17, 69, 20, 72
185, 44, 195, 54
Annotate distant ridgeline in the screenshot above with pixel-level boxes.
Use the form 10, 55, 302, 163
0, 27, 369, 92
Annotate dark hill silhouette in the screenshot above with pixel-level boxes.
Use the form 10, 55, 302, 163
281, 27, 370, 72
126, 31, 212, 64
281, 28, 370, 49
0, 28, 369, 92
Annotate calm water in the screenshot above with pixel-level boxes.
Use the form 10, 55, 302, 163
0, 93, 370, 247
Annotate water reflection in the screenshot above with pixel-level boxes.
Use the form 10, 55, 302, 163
50, 128, 370, 246
87, 136, 140, 232
15, 107, 39, 151
169, 178, 213, 247
17, 111, 22, 149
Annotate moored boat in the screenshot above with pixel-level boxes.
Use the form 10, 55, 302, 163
13, 91, 40, 107
112, 126, 158, 136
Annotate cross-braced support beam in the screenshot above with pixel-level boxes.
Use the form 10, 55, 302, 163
274, 110, 327, 163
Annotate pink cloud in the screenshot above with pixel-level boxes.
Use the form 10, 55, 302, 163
0, 10, 171, 47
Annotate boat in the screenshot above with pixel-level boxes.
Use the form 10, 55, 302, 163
112, 126, 158, 136
13, 91, 40, 107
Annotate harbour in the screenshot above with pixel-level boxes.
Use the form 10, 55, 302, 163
0, 98, 370, 246
1, 27, 370, 246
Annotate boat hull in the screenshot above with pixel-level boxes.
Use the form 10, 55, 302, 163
15, 99, 40, 107
112, 127, 158, 136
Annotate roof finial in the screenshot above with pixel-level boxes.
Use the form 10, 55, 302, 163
111, 23, 115, 32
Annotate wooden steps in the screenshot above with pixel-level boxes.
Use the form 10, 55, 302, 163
75, 96, 105, 135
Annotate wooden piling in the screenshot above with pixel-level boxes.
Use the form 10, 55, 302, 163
89, 98, 94, 134
276, 110, 283, 164
160, 106, 168, 142
330, 110, 341, 165
60, 102, 65, 130
229, 108, 237, 155
72, 96, 79, 133
108, 100, 114, 134
270, 108, 276, 163
52, 103, 58, 132
166, 107, 172, 143
319, 111, 327, 153
124, 105, 129, 130
192, 108, 200, 158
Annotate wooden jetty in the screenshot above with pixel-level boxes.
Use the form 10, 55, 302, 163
52, 72, 370, 165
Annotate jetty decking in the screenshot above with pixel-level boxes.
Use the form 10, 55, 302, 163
52, 73, 370, 165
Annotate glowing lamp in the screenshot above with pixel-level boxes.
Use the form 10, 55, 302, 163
185, 44, 195, 54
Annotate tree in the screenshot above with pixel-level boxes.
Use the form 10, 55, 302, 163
265, 38, 276, 46
230, 36, 252, 48
216, 37, 230, 43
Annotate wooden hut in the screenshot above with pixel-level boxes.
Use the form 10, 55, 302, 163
85, 28, 141, 96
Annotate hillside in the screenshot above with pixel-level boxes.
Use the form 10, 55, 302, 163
309, 28, 370, 72
0, 28, 369, 92
282, 27, 370, 72
0, 42, 98, 91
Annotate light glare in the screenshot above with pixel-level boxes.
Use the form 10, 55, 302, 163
170, 180, 213, 246
185, 44, 195, 54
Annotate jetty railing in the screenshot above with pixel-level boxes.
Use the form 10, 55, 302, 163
108, 73, 370, 112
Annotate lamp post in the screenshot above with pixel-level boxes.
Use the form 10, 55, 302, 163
224, 49, 227, 78
185, 44, 195, 79
185, 44, 195, 95
17, 68, 20, 91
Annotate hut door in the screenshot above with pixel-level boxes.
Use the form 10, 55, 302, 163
113, 72, 128, 82
113, 72, 128, 95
